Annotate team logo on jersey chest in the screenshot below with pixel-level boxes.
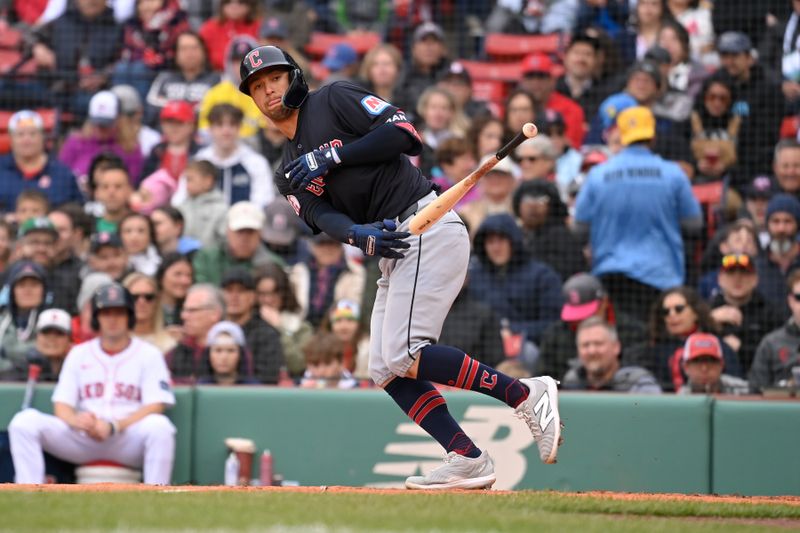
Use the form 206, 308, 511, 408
361, 95, 389, 115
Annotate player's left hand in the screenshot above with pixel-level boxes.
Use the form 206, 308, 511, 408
88, 418, 113, 441
284, 147, 342, 191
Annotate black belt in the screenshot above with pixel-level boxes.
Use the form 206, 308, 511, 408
397, 201, 418, 223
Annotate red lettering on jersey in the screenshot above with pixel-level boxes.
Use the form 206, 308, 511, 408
479, 370, 498, 391
394, 121, 422, 143
248, 50, 262, 69
94, 383, 104, 398
318, 139, 343, 151
115, 383, 124, 398
304, 176, 326, 197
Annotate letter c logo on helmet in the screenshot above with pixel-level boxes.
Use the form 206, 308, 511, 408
238, 45, 308, 109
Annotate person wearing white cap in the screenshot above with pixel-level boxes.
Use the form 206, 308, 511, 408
0, 111, 83, 214
192, 201, 285, 285
197, 321, 259, 385
25, 309, 73, 382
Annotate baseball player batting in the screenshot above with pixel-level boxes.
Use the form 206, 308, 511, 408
240, 45, 563, 489
7, 283, 176, 485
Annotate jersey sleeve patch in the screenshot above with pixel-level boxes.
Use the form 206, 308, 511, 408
361, 95, 390, 115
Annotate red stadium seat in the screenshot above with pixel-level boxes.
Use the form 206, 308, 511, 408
692, 181, 723, 237
305, 31, 382, 59
459, 60, 522, 83
309, 61, 330, 82
0, 49, 35, 75
0, 25, 22, 49
485, 33, 566, 61
471, 79, 507, 105
0, 132, 10, 154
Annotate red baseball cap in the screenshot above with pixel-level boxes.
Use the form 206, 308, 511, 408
682, 333, 723, 363
522, 53, 557, 76
560, 273, 606, 322
160, 101, 195, 123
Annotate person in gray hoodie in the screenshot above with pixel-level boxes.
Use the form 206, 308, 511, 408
177, 159, 227, 249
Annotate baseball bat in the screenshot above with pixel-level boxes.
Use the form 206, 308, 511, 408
409, 122, 539, 235
21, 364, 41, 410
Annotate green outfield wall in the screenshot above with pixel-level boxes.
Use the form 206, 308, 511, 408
1, 385, 798, 495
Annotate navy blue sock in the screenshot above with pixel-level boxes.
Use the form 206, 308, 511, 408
384, 377, 481, 458
418, 345, 530, 408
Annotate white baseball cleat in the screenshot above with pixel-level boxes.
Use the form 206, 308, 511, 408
405, 449, 496, 490
515, 376, 562, 464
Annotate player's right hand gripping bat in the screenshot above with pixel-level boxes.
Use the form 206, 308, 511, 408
409, 122, 538, 235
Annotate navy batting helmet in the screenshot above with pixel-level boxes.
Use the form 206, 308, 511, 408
239, 45, 308, 108
91, 282, 135, 331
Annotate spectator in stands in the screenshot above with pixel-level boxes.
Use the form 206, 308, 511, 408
197, 35, 266, 143
0, 261, 48, 379
466, 115, 505, 160
119, 212, 160, 276
258, 16, 311, 75
299, 331, 358, 389
51, 203, 93, 260
25, 309, 73, 382
198, 0, 261, 72
0, 221, 11, 275
123, 272, 177, 354
416, 86, 468, 151
92, 160, 134, 234
13, 189, 50, 228
130, 168, 178, 217
698, 219, 761, 300
485, 0, 576, 34
395, 22, 451, 120
357, 43, 403, 105
436, 61, 491, 121
48, 207, 88, 311
59, 92, 144, 186
0, 111, 82, 214
176, 159, 227, 250
254, 263, 313, 378
555, 31, 609, 120
620, 0, 663, 61
750, 269, 800, 392
756, 194, 800, 318
178, 104, 273, 208
146, 30, 220, 115
150, 207, 201, 256
261, 199, 310, 266
318, 299, 369, 380
690, 71, 742, 184
519, 53, 585, 149
772, 139, 800, 197
562, 317, 661, 393
87, 232, 130, 282
27, 0, 122, 117
438, 279, 505, 369
111, 84, 160, 160
717, 31, 785, 187
538, 273, 648, 380
320, 43, 360, 86
741, 176, 777, 249
113, 0, 190, 103
331, 0, 390, 35
503, 89, 537, 142
197, 320, 258, 384
144, 102, 197, 182
657, 19, 708, 98
710, 253, 783, 373
221, 267, 284, 384
638, 286, 741, 392
167, 283, 225, 382
469, 213, 562, 347
678, 332, 749, 394
514, 136, 558, 182
458, 156, 518, 237
432, 137, 479, 208
574, 106, 702, 318
72, 272, 113, 343
512, 180, 586, 281
665, 0, 715, 66
156, 252, 193, 329
289, 232, 365, 329
759, 0, 800, 115
536, 110, 582, 200
193, 201, 283, 285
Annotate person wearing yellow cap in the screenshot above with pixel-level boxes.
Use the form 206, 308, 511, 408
573, 106, 702, 319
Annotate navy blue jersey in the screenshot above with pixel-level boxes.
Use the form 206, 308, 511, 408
277, 82, 432, 231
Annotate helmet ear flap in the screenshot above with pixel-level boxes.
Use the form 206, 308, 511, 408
282, 67, 308, 109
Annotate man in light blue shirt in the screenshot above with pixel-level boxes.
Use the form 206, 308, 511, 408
573, 106, 702, 317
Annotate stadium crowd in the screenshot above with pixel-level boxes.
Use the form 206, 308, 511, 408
1, 0, 800, 398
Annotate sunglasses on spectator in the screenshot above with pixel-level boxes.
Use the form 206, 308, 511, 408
721, 254, 753, 271
132, 293, 157, 302
661, 304, 687, 317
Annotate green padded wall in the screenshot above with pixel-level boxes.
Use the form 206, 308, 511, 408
191, 388, 713, 493
0, 384, 194, 484
712, 399, 800, 496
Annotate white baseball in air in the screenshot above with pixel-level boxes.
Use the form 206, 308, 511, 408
523, 122, 538, 138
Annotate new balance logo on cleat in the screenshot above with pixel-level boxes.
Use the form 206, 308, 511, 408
533, 393, 555, 432
514, 376, 562, 464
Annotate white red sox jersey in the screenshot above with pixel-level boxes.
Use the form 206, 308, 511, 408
52, 337, 175, 420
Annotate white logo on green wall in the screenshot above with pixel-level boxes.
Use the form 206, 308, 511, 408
369, 406, 534, 490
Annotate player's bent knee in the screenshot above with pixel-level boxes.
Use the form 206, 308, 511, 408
8, 408, 42, 434
137, 414, 176, 436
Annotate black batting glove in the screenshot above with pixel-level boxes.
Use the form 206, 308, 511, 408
347, 219, 411, 259
284, 146, 342, 191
